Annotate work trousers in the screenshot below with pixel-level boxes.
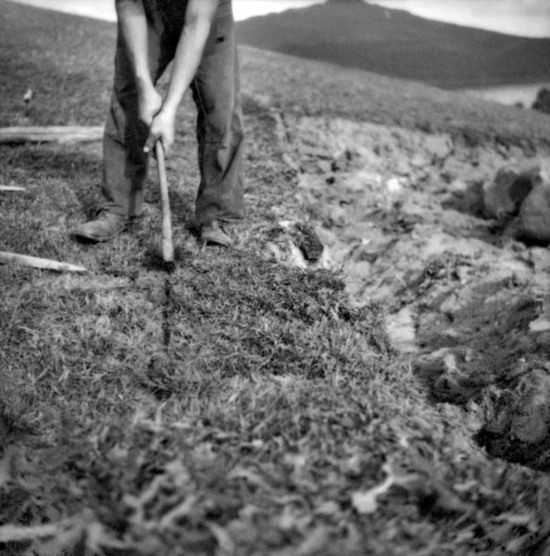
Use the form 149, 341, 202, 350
101, 0, 245, 225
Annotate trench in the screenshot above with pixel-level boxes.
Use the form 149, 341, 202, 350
162, 276, 174, 348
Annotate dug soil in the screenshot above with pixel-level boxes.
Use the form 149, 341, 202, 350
262, 109, 550, 472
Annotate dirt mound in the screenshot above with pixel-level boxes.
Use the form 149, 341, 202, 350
261, 108, 550, 471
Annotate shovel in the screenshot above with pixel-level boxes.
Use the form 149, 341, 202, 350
155, 141, 174, 266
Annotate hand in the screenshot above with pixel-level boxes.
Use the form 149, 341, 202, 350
137, 84, 163, 127
143, 106, 177, 157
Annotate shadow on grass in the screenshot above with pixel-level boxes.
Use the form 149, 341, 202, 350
144, 182, 197, 226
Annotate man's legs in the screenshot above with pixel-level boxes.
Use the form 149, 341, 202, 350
191, 2, 245, 244
73, 14, 172, 241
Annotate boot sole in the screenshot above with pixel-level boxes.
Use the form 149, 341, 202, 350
71, 227, 127, 243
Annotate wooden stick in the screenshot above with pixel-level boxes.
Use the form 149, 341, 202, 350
0, 251, 87, 273
0, 126, 103, 144
155, 142, 174, 264
0, 186, 26, 192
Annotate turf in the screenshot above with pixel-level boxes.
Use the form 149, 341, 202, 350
1, 2, 550, 555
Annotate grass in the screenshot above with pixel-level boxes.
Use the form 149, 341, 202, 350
1, 1, 550, 555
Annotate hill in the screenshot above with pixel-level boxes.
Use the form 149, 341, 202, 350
236, 0, 550, 89
1, 1, 550, 555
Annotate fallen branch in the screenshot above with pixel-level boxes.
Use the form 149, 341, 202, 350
0, 251, 87, 273
0, 126, 103, 144
0, 186, 26, 192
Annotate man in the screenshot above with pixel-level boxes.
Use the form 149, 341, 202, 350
73, 0, 245, 246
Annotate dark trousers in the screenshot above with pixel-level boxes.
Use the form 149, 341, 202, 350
101, 0, 245, 225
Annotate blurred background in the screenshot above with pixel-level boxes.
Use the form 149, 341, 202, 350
7, 0, 549, 35
6, 0, 550, 107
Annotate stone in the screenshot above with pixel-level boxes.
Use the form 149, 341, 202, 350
530, 318, 550, 333
482, 166, 533, 220
501, 368, 550, 444
532, 87, 550, 115
514, 171, 550, 245
422, 134, 452, 162
385, 307, 417, 354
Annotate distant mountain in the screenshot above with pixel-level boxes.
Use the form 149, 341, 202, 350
236, 0, 550, 89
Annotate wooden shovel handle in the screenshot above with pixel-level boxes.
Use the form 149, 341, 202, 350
155, 142, 174, 263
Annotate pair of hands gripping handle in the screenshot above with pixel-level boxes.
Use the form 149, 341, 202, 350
140, 87, 174, 264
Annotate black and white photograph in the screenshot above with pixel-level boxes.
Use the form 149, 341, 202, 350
1, 0, 550, 554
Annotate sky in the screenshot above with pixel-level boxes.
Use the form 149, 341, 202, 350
371, 0, 550, 37
5, 0, 550, 37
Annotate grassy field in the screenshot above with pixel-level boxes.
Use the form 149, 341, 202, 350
1, 2, 550, 555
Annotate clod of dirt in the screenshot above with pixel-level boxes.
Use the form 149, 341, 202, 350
290, 222, 324, 262
481, 161, 550, 246
514, 172, 550, 245
482, 166, 534, 219
475, 368, 550, 471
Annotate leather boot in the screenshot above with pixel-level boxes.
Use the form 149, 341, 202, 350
200, 220, 234, 247
72, 211, 128, 242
